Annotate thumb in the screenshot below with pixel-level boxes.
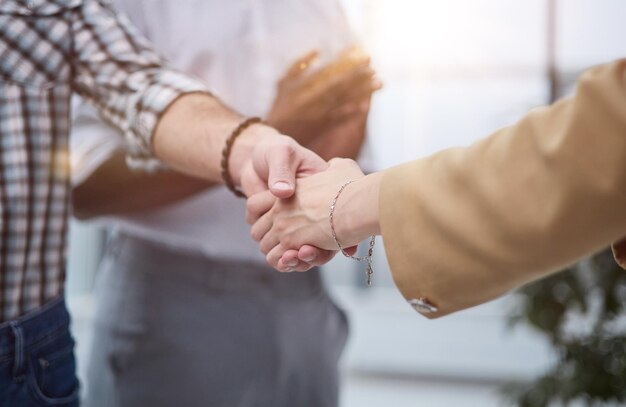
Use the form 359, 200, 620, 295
265, 143, 298, 199
265, 142, 328, 199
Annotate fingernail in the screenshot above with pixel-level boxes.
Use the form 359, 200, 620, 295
273, 181, 292, 191
283, 268, 295, 273
285, 259, 298, 267
302, 255, 315, 263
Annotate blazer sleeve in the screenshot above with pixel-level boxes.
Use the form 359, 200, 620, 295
379, 59, 626, 318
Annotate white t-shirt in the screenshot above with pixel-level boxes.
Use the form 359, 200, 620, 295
71, 0, 356, 263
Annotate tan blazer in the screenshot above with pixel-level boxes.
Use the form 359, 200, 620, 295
379, 59, 626, 318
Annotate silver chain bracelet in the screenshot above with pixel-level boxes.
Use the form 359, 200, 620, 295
329, 180, 376, 286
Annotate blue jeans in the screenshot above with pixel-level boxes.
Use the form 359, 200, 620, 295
0, 297, 80, 407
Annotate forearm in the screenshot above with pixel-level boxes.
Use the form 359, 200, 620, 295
72, 1, 281, 186
381, 59, 626, 318
152, 93, 279, 186
334, 172, 382, 246
72, 150, 213, 220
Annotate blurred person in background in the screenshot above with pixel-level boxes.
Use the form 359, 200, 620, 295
70, 1, 379, 406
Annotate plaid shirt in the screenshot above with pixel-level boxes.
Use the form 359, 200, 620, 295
0, 0, 209, 321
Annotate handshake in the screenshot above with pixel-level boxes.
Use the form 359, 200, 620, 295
159, 59, 626, 319
155, 45, 382, 277
239, 134, 380, 275
236, 58, 626, 320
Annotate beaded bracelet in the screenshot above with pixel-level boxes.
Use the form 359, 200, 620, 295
329, 180, 376, 285
220, 117, 263, 198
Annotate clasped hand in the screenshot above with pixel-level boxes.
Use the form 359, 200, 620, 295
246, 157, 373, 272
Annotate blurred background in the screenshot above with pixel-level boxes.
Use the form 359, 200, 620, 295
66, 1, 626, 406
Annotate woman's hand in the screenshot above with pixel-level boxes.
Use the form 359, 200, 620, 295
247, 158, 381, 272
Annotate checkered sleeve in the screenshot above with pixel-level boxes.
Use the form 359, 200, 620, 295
71, 0, 211, 168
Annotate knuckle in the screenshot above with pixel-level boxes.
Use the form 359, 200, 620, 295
280, 233, 294, 248
267, 251, 281, 268
250, 227, 261, 242
266, 255, 277, 268
246, 199, 256, 217
260, 239, 272, 254
246, 199, 260, 218
328, 157, 341, 166
275, 218, 288, 233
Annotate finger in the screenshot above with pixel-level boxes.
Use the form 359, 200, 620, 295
307, 69, 379, 116
333, 64, 376, 90
336, 77, 382, 105
250, 211, 275, 244
240, 163, 267, 197
316, 64, 375, 99
296, 245, 337, 266
340, 46, 371, 66
282, 251, 312, 270
314, 52, 371, 85
246, 190, 276, 224
263, 142, 298, 198
328, 85, 379, 121
329, 71, 381, 107
281, 250, 301, 267
276, 258, 294, 272
292, 261, 314, 272
267, 243, 291, 270
283, 50, 319, 80
281, 256, 314, 272
277, 257, 313, 273
343, 245, 358, 256
297, 58, 372, 103
262, 140, 324, 198
259, 225, 281, 254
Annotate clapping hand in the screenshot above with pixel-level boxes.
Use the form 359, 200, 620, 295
267, 47, 381, 158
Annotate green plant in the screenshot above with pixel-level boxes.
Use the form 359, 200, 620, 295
504, 248, 626, 407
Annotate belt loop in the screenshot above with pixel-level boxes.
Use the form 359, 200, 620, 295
9, 321, 25, 380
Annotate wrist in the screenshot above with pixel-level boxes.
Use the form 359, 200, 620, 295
335, 172, 382, 246
228, 123, 282, 186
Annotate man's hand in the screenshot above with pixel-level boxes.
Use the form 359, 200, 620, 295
237, 132, 328, 198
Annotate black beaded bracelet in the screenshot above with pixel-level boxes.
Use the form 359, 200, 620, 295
220, 117, 263, 198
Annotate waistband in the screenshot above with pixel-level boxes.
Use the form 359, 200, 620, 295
111, 233, 325, 299
0, 296, 69, 359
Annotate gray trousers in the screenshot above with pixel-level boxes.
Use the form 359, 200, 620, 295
86, 233, 349, 407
